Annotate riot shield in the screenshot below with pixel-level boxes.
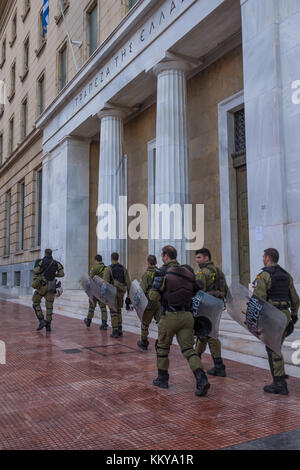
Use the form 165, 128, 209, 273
93, 275, 117, 311
226, 283, 288, 356
129, 280, 148, 321
192, 291, 223, 339
81, 273, 97, 306
194, 316, 213, 341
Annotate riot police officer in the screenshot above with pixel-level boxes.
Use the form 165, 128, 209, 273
253, 248, 299, 395
32, 248, 64, 332
103, 252, 131, 338
137, 255, 160, 350
84, 254, 108, 330
149, 245, 210, 397
194, 248, 228, 377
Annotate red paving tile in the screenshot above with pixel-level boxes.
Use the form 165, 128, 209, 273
0, 298, 300, 450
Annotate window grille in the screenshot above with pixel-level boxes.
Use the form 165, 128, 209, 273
2, 273, 7, 286
14, 271, 21, 287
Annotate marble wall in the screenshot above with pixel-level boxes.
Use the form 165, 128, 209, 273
188, 46, 244, 271
41, 137, 90, 289
241, 0, 300, 288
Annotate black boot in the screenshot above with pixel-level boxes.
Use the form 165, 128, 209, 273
207, 357, 226, 377
36, 319, 46, 331
84, 318, 91, 327
137, 337, 149, 351
100, 320, 108, 330
110, 329, 119, 338
266, 346, 289, 381
118, 326, 123, 337
45, 321, 51, 332
153, 370, 169, 389
264, 376, 289, 395
194, 369, 210, 397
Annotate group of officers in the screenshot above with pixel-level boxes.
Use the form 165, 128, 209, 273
32, 245, 299, 398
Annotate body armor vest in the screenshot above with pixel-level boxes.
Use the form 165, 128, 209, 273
145, 268, 158, 294
205, 265, 225, 294
40, 256, 59, 281
162, 265, 196, 309
263, 265, 290, 303
95, 264, 105, 277
110, 263, 125, 284
152, 266, 168, 292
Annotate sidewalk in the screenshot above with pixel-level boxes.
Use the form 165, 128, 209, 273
0, 299, 299, 450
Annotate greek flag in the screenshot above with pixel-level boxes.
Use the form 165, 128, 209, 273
42, 0, 49, 35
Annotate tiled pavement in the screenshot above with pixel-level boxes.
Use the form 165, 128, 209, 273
0, 299, 300, 450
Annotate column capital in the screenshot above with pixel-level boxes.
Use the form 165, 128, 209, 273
153, 52, 198, 77
97, 102, 132, 120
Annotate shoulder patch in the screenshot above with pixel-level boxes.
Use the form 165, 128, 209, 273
252, 275, 262, 288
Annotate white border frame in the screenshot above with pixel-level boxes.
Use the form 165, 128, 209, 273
147, 138, 156, 256
218, 90, 245, 287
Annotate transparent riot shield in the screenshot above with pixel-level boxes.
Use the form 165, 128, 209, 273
192, 291, 223, 339
129, 280, 148, 321
226, 283, 288, 356
93, 275, 117, 311
194, 316, 213, 341
81, 273, 99, 306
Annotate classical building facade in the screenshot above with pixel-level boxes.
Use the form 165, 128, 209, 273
1, 0, 300, 298
0, 0, 138, 294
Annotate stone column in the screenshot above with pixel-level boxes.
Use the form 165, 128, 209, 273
241, 0, 300, 289
41, 137, 90, 289
97, 106, 127, 265
153, 59, 191, 264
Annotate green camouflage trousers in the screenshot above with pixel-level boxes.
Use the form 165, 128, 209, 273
266, 309, 290, 377
195, 337, 222, 358
110, 290, 125, 329
141, 301, 160, 339
32, 288, 55, 323
88, 299, 108, 322
157, 310, 203, 372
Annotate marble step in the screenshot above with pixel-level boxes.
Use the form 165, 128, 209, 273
219, 329, 300, 368
219, 317, 300, 340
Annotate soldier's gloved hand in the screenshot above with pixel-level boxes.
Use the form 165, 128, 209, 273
125, 297, 132, 311
292, 315, 298, 325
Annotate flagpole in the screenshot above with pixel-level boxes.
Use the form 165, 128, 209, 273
59, 0, 79, 73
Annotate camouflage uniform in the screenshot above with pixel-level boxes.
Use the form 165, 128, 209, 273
253, 264, 299, 386
149, 260, 210, 396
195, 261, 228, 376
86, 262, 108, 326
32, 257, 64, 330
103, 261, 131, 337
137, 265, 160, 350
